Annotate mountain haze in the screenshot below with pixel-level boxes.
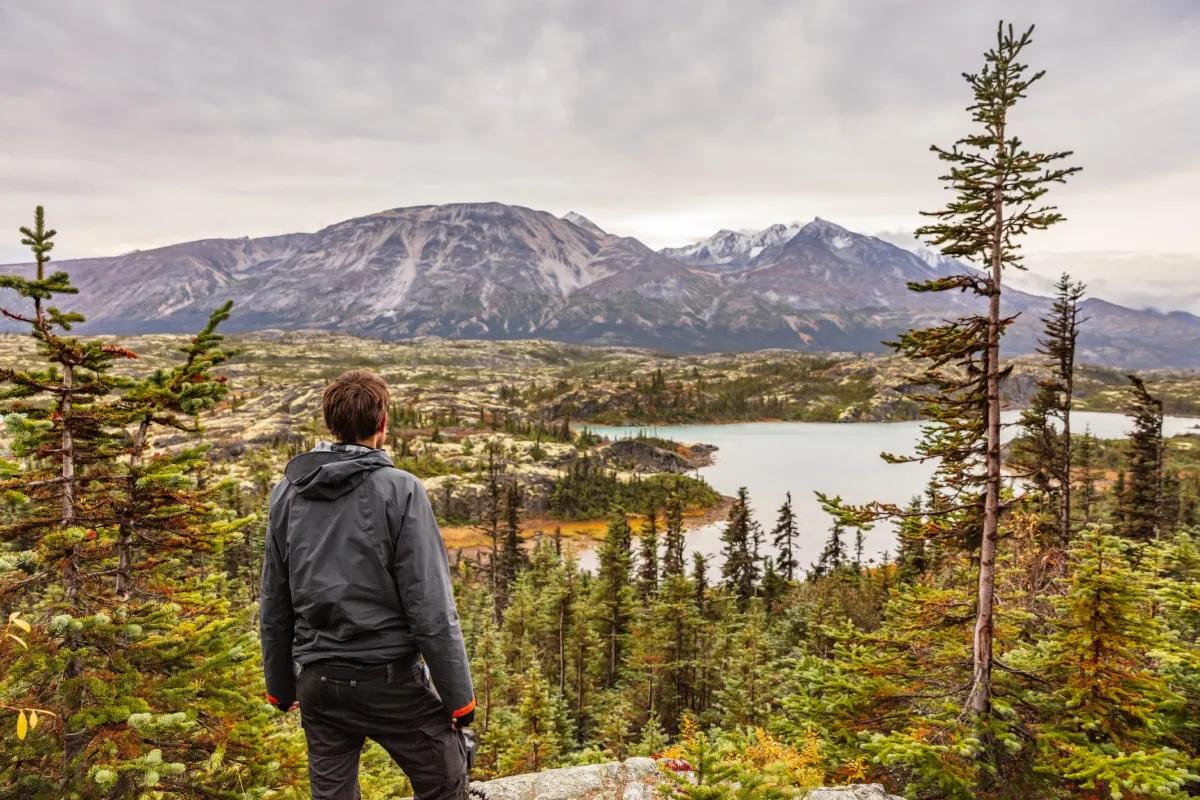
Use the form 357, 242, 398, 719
3, 202, 1198, 368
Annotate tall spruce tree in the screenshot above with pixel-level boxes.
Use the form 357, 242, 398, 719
593, 509, 634, 688
661, 493, 687, 579
637, 509, 660, 600
812, 518, 847, 580
1041, 274, 1086, 543
910, 22, 1079, 717
691, 552, 709, 618
499, 659, 560, 774
477, 439, 505, 615
0, 207, 296, 796
1033, 528, 1191, 795
1125, 375, 1164, 541
772, 492, 799, 582
1014, 274, 1086, 544
1074, 427, 1097, 528
720, 487, 759, 607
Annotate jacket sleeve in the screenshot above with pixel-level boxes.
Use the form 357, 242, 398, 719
389, 477, 476, 720
259, 482, 296, 711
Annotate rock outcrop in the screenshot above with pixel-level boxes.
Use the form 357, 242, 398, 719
463, 759, 903, 800
599, 439, 716, 474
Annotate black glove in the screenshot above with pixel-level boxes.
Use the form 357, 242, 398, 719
453, 708, 475, 729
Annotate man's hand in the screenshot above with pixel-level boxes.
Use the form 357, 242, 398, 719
452, 708, 474, 729
266, 694, 299, 713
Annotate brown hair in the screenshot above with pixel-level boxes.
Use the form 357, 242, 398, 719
323, 370, 390, 443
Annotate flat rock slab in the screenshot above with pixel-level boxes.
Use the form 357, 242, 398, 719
464, 760, 901, 800
806, 786, 903, 800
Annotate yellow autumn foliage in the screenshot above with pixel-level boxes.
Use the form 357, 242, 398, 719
727, 728, 824, 790
661, 718, 825, 792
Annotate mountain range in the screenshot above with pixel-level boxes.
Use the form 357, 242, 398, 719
2, 202, 1198, 368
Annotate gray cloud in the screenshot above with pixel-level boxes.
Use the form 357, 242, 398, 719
1, 0, 1197, 274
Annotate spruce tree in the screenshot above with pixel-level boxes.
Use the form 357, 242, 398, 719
812, 518, 847, 580
637, 509, 660, 600
691, 552, 709, 616
1125, 375, 1164, 541
771, 492, 799, 582
713, 600, 772, 730
654, 571, 696, 732
661, 493, 687, 579
1074, 427, 1097, 528
566, 575, 600, 746
912, 22, 1079, 717
0, 207, 296, 796
759, 558, 787, 611
633, 712, 669, 758
593, 509, 634, 688
477, 439, 505, 614
720, 487, 759, 608
1042, 274, 1086, 543
496, 482, 528, 608
1033, 528, 1192, 796
1013, 382, 1061, 520
894, 497, 930, 585
1013, 274, 1086, 544
499, 659, 560, 774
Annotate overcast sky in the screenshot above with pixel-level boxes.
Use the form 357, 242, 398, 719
1, 1, 1198, 309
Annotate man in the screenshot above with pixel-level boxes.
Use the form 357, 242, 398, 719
260, 369, 475, 799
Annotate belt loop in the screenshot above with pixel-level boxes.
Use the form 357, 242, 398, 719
387, 663, 394, 684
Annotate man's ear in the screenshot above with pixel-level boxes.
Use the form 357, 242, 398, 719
378, 412, 388, 435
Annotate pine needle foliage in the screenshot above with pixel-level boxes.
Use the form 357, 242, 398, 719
0, 207, 302, 798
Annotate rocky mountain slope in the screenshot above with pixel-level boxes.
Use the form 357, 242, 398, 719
3, 202, 1197, 368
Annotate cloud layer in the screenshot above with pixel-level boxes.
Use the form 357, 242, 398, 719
1, 1, 1197, 307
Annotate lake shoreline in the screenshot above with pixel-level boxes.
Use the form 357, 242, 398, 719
442, 495, 736, 554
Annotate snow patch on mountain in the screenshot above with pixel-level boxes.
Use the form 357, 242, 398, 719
562, 211, 605, 235
661, 222, 802, 267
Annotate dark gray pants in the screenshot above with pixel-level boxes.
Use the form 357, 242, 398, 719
297, 659, 468, 800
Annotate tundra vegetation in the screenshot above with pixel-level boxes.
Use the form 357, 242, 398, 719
2, 22, 1199, 800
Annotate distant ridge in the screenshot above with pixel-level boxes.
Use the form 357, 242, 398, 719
2, 202, 1199, 369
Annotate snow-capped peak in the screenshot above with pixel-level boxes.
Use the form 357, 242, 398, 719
661, 222, 802, 266
798, 217, 853, 239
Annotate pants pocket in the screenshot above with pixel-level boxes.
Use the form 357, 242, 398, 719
418, 718, 466, 787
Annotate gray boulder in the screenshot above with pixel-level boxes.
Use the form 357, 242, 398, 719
459, 759, 903, 800
806, 786, 903, 800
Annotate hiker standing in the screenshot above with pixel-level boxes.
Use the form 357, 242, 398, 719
260, 370, 476, 799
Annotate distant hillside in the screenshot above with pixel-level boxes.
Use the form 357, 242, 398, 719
3, 202, 1199, 368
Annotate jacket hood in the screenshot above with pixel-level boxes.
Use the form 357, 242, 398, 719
285, 444, 394, 500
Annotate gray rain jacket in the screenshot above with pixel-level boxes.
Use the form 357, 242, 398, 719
259, 443, 475, 720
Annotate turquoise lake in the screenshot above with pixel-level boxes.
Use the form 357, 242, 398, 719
578, 411, 1200, 574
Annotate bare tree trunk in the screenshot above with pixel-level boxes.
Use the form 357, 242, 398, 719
1060, 302, 1077, 546
969, 148, 1005, 719
558, 593, 566, 698
1155, 412, 1164, 541
1060, 375, 1072, 546
575, 641, 586, 745
60, 366, 76, 527
60, 362, 81, 609
59, 363, 85, 783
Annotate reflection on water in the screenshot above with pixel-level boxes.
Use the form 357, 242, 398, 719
575, 411, 1200, 574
